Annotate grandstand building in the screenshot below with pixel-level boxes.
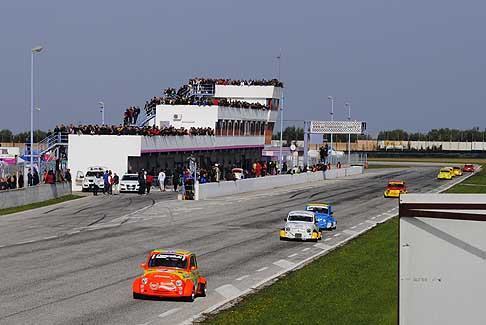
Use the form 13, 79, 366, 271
129, 79, 282, 172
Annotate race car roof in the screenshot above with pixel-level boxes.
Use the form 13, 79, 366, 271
305, 202, 329, 207
150, 249, 193, 256
288, 210, 315, 217
388, 180, 405, 184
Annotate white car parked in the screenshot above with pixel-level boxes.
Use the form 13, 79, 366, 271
120, 174, 140, 193
81, 167, 107, 192
279, 211, 322, 241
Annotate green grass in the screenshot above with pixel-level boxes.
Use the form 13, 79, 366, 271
204, 219, 399, 325
0, 194, 82, 216
446, 165, 486, 193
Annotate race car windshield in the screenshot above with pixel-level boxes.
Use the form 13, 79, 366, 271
122, 175, 138, 181
288, 215, 314, 222
440, 169, 451, 172
86, 171, 104, 177
307, 206, 329, 214
148, 254, 188, 269
388, 183, 404, 189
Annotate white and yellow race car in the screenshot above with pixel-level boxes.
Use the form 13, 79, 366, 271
279, 211, 322, 242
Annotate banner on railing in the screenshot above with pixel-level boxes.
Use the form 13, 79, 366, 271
310, 121, 366, 134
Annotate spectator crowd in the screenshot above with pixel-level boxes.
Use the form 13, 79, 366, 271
123, 106, 141, 125
50, 124, 214, 137
189, 78, 284, 87
140, 78, 282, 119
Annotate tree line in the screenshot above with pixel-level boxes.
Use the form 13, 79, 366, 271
377, 128, 486, 142
0, 129, 48, 143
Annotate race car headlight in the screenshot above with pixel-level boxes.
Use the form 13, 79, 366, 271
142, 277, 148, 285
307, 228, 312, 233
175, 280, 183, 287
285, 227, 290, 232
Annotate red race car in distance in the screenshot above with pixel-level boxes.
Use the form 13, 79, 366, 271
463, 164, 475, 172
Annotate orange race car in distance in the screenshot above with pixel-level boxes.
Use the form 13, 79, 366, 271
384, 180, 407, 198
132, 249, 207, 302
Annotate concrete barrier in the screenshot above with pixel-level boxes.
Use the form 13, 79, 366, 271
198, 166, 363, 199
0, 182, 72, 210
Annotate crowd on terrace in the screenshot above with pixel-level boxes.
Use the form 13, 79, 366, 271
49, 124, 214, 137
140, 78, 282, 118
189, 78, 284, 87
123, 106, 141, 125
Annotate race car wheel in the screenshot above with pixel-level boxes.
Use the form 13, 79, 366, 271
133, 292, 143, 299
199, 283, 207, 297
186, 286, 196, 302
279, 236, 286, 241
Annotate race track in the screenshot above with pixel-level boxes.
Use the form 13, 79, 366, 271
0, 167, 463, 324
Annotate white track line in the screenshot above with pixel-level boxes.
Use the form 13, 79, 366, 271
158, 308, 181, 318
215, 284, 242, 299
235, 275, 250, 281
324, 238, 332, 241
302, 247, 311, 252
256, 267, 269, 272
350, 226, 357, 229
273, 259, 295, 269
333, 233, 341, 237
288, 253, 298, 258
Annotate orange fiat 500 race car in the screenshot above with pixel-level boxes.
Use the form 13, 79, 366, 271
132, 249, 207, 302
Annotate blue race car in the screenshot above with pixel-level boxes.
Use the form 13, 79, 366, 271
305, 203, 337, 231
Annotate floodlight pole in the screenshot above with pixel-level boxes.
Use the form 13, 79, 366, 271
31, 46, 43, 171
345, 102, 351, 165
327, 96, 334, 154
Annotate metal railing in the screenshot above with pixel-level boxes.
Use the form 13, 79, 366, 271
191, 83, 215, 97
38, 132, 69, 156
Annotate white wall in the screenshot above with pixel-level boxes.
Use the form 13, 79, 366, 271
155, 105, 218, 129
198, 166, 363, 199
399, 194, 486, 325
215, 85, 282, 100
400, 216, 486, 325
141, 136, 264, 153
67, 135, 141, 191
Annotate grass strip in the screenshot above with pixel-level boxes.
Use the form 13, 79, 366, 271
204, 219, 399, 325
446, 165, 486, 193
0, 194, 82, 216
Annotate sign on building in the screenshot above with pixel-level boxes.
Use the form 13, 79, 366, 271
310, 121, 366, 134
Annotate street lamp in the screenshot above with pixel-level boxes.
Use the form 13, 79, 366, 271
31, 45, 43, 171
345, 102, 351, 165
277, 54, 284, 173
98, 101, 105, 125
327, 96, 334, 156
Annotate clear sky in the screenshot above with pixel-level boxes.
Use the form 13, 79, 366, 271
1, 0, 485, 135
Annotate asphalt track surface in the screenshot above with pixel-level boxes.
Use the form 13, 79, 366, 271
0, 167, 464, 325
